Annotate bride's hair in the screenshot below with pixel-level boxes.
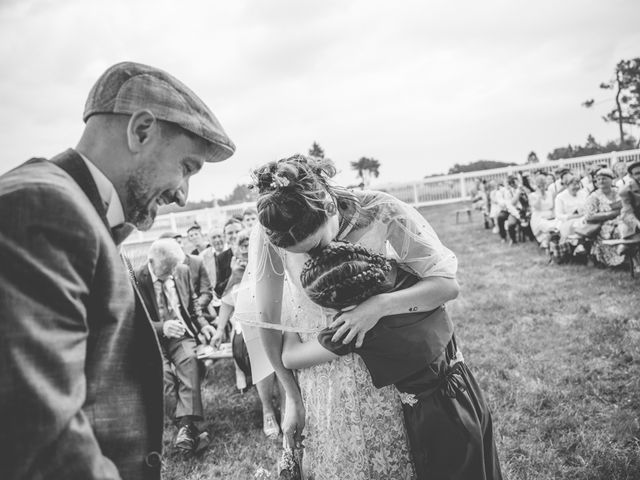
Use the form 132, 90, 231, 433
300, 241, 395, 309
252, 154, 338, 248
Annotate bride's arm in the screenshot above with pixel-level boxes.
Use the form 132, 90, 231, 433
254, 239, 307, 449
282, 332, 339, 369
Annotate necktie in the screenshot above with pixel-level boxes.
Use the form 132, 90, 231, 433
155, 279, 170, 322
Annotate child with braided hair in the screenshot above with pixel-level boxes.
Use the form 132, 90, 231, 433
280, 240, 501, 480
234, 153, 499, 479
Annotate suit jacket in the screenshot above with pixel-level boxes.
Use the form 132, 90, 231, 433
135, 263, 205, 339
214, 248, 233, 297
619, 178, 640, 238
183, 254, 213, 310
0, 150, 164, 480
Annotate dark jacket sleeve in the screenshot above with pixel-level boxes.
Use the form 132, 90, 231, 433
195, 257, 213, 309
0, 184, 121, 479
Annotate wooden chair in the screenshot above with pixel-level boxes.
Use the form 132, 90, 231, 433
601, 234, 640, 278
455, 207, 472, 224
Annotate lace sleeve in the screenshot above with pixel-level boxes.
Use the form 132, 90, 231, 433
234, 225, 320, 334
363, 192, 458, 279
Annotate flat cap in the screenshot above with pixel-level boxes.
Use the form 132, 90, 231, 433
627, 160, 640, 174
83, 61, 235, 162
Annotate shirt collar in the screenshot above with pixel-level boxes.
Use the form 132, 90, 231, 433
148, 264, 174, 284
77, 152, 125, 228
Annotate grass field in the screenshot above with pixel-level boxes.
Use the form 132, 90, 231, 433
163, 201, 640, 480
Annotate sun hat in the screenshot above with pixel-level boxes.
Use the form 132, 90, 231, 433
595, 167, 615, 179
626, 160, 640, 174
83, 61, 235, 162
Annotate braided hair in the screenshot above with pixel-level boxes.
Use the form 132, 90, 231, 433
252, 154, 338, 248
300, 241, 395, 310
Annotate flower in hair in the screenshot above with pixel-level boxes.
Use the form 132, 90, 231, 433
270, 174, 290, 189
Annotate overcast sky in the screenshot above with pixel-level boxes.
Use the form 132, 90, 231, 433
1, 0, 639, 201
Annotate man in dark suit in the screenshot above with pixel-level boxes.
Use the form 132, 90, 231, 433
0, 62, 234, 479
619, 160, 640, 240
214, 217, 243, 297
135, 238, 216, 452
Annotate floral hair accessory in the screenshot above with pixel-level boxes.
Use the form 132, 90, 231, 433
270, 174, 290, 189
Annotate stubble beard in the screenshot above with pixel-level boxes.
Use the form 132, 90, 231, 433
125, 173, 156, 231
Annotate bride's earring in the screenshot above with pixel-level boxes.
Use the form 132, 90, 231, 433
325, 201, 337, 216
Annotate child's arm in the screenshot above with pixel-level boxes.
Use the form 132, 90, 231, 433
282, 331, 340, 369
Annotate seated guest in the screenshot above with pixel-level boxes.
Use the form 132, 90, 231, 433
555, 176, 587, 242
496, 176, 524, 244
159, 233, 214, 316
581, 168, 625, 267
613, 160, 632, 190
135, 238, 216, 453
187, 223, 211, 255
214, 218, 243, 298
529, 173, 559, 248
619, 160, 640, 242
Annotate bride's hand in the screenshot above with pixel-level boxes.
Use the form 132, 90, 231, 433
329, 296, 383, 348
282, 394, 306, 450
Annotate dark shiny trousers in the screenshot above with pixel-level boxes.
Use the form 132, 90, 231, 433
402, 362, 502, 479
162, 336, 204, 420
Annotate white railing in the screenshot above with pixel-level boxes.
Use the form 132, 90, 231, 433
123, 148, 640, 249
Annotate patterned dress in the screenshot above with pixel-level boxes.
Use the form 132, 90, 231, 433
585, 189, 625, 267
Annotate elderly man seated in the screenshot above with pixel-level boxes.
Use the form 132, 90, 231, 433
135, 238, 216, 453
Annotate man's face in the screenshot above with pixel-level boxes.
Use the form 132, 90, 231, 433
125, 129, 207, 231
224, 222, 242, 247
150, 259, 177, 281
630, 166, 640, 185
595, 174, 613, 189
210, 233, 225, 253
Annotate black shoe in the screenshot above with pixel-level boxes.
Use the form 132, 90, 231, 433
175, 424, 199, 452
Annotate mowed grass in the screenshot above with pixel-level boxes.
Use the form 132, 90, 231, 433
163, 201, 640, 480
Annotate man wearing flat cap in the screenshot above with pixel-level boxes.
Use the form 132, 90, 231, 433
619, 160, 640, 241
0, 62, 234, 480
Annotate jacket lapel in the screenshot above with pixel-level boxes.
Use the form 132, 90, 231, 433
138, 267, 161, 322
50, 149, 110, 233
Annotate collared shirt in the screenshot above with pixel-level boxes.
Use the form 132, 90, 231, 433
147, 264, 186, 325
77, 152, 125, 228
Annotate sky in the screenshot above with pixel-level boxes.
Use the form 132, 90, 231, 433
0, 0, 639, 201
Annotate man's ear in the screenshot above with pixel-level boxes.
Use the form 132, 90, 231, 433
127, 110, 158, 153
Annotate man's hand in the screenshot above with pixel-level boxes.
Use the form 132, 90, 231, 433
210, 327, 225, 348
198, 324, 216, 344
282, 394, 306, 451
329, 296, 384, 348
163, 319, 186, 339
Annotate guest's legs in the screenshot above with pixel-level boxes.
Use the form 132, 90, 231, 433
496, 211, 509, 240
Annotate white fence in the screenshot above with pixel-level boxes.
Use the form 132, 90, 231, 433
123, 149, 640, 251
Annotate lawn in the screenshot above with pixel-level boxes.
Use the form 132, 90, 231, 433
163, 201, 640, 480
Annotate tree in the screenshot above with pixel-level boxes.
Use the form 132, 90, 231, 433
217, 183, 257, 206
546, 134, 638, 160
350, 157, 381, 188
447, 160, 515, 174
526, 151, 539, 164
308, 142, 326, 159
583, 58, 640, 146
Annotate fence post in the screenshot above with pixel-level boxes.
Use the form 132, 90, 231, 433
169, 213, 177, 233
459, 173, 467, 199
413, 183, 419, 205
610, 151, 618, 167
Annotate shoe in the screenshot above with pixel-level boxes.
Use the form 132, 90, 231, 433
574, 244, 586, 255
175, 424, 199, 452
263, 413, 280, 439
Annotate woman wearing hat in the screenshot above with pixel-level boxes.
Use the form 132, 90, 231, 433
580, 167, 625, 267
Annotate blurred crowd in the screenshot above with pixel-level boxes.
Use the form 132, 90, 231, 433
472, 160, 640, 271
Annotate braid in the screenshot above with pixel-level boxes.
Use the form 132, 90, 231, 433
300, 241, 394, 309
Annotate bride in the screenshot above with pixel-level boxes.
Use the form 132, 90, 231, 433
235, 154, 460, 479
